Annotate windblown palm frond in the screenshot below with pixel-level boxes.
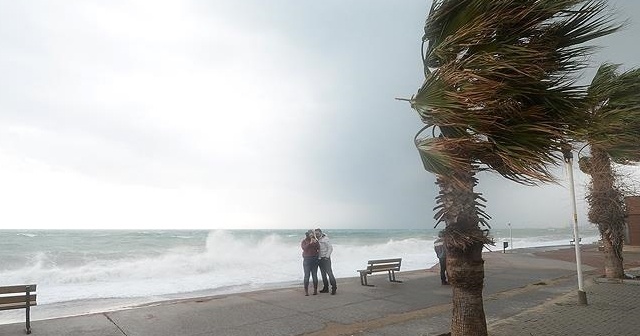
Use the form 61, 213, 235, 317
413, 0, 620, 185
582, 63, 640, 163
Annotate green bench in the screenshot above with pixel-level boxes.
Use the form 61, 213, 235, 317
0, 284, 37, 334
357, 258, 403, 286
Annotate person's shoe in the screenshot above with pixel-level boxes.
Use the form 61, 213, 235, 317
313, 287, 318, 295
319, 288, 329, 293
331, 288, 336, 295
441, 281, 449, 285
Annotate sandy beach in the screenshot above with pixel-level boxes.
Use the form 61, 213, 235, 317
1, 244, 639, 335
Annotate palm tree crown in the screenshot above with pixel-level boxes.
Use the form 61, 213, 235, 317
580, 63, 640, 164
413, 0, 619, 188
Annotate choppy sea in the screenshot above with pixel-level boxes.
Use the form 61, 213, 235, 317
0, 227, 600, 323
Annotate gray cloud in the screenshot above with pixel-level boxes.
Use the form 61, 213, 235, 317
0, 0, 638, 229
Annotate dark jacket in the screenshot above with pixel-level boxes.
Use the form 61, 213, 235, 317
434, 238, 446, 259
301, 238, 319, 258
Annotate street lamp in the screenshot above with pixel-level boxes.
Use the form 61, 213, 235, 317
508, 222, 512, 251
563, 148, 587, 305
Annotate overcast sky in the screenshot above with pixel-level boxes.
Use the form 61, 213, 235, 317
1, 0, 639, 230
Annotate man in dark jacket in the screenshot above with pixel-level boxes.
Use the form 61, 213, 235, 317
434, 235, 448, 285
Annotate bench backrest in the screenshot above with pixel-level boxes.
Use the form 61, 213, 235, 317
367, 258, 402, 272
0, 285, 37, 311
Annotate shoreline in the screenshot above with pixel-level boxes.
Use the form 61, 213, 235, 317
0, 243, 606, 325
2, 243, 640, 335
0, 243, 608, 326
0, 229, 602, 314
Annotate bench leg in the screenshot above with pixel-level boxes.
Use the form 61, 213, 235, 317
388, 270, 403, 283
26, 305, 31, 334
359, 272, 374, 286
26, 288, 32, 335
364, 277, 374, 286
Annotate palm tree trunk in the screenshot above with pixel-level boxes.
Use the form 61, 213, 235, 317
600, 234, 623, 278
587, 147, 625, 278
435, 167, 488, 336
448, 241, 486, 336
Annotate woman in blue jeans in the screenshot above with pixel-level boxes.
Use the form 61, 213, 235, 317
301, 230, 320, 296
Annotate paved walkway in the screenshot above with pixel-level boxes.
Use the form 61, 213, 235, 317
1, 245, 639, 336
489, 276, 640, 336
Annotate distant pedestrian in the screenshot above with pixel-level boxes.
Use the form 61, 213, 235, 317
434, 234, 448, 285
301, 229, 320, 296
315, 228, 337, 295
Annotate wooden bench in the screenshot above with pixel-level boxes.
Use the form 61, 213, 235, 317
357, 258, 403, 286
0, 284, 37, 334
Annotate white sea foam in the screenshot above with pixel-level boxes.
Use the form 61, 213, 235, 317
16, 233, 37, 238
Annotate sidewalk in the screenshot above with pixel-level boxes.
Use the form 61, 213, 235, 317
488, 275, 640, 336
1, 245, 638, 336
485, 244, 640, 336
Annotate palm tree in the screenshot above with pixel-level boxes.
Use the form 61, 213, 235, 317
409, 1, 618, 335
577, 64, 640, 278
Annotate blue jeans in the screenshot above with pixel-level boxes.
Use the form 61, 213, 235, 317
318, 257, 337, 290
303, 257, 319, 291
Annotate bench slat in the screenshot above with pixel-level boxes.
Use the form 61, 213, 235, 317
0, 295, 37, 305
368, 262, 401, 267
369, 265, 400, 272
367, 258, 401, 264
0, 302, 38, 311
368, 261, 401, 266
0, 285, 37, 295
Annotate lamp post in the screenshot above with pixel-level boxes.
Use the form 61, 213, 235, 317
563, 148, 588, 305
508, 222, 512, 251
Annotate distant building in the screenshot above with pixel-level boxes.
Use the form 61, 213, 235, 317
625, 196, 640, 246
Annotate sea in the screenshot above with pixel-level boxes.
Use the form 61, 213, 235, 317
0, 227, 600, 323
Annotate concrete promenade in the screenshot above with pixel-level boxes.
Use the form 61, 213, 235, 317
1, 245, 639, 335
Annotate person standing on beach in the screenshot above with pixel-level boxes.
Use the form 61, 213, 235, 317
315, 228, 337, 295
301, 229, 320, 296
434, 234, 448, 285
